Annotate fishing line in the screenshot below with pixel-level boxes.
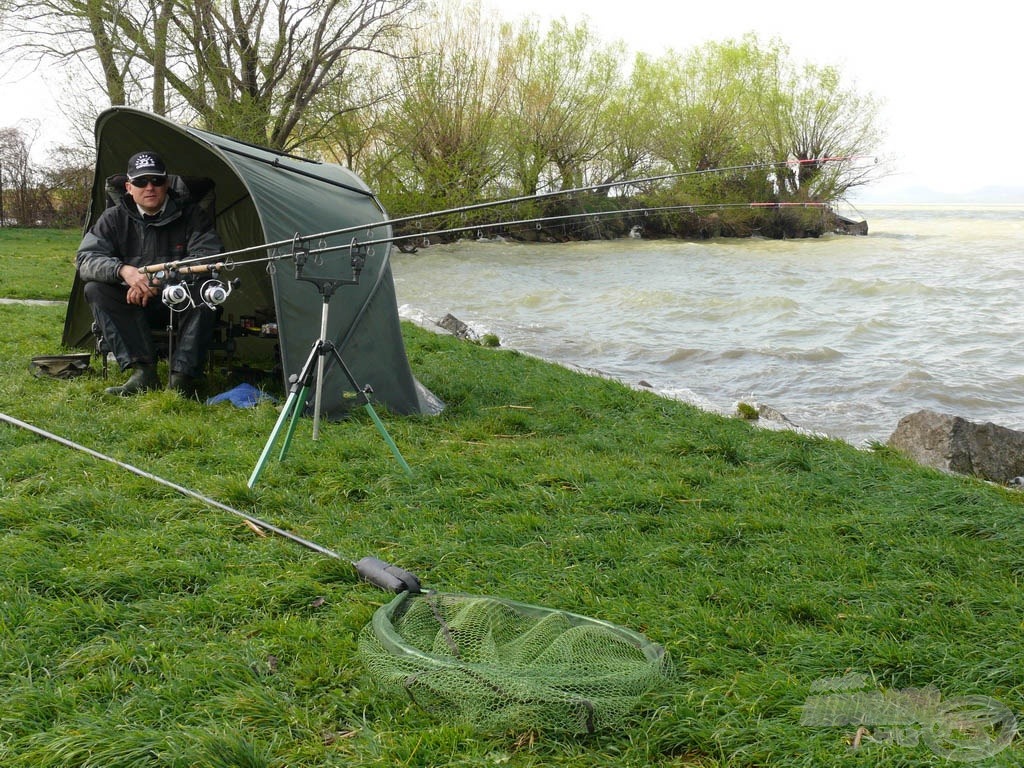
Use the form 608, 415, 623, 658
143, 199, 835, 280
140, 155, 870, 277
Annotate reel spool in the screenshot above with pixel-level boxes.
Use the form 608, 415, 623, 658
161, 283, 192, 310
200, 278, 234, 307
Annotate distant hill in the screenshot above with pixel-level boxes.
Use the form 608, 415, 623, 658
853, 184, 1024, 205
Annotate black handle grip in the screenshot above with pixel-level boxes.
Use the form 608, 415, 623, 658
354, 556, 422, 593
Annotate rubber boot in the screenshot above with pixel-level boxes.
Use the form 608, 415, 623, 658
105, 363, 159, 396
169, 371, 199, 398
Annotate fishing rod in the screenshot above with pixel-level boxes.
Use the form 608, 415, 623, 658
154, 200, 833, 276
0, 412, 421, 592
134, 259, 241, 313
364, 155, 864, 235
1, 410, 672, 735
324, 201, 834, 256
139, 154, 870, 277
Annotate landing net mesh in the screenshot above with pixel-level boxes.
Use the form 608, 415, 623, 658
358, 590, 672, 733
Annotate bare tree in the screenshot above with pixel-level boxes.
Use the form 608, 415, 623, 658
43, 143, 94, 227
0, 124, 39, 225
372, 0, 513, 216
0, 0, 421, 148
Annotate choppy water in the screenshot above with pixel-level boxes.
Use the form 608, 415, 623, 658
391, 206, 1024, 446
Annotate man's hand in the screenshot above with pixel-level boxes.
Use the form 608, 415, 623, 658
119, 265, 160, 306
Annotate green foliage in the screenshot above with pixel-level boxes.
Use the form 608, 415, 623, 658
372, 0, 513, 218
363, 14, 882, 228
735, 401, 759, 420
3, 235, 1018, 766
4, 3, 883, 237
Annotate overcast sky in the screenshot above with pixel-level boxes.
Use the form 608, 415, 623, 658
3, 0, 1021, 203
490, 0, 1024, 202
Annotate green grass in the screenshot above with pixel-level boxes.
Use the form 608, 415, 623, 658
1, 229, 1022, 766
0, 228, 81, 300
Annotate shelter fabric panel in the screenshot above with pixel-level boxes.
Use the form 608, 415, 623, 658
62, 107, 441, 416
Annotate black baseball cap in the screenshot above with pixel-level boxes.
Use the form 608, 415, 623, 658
126, 151, 167, 180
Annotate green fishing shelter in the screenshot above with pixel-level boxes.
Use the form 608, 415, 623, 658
63, 107, 442, 417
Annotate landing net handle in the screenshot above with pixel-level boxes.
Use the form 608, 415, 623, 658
0, 412, 419, 594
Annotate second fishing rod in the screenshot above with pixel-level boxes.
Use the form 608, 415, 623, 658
139, 155, 868, 278
144, 199, 835, 281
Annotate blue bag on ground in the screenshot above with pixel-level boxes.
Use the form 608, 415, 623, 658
206, 383, 277, 408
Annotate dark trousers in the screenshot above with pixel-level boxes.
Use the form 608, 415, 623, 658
84, 281, 216, 377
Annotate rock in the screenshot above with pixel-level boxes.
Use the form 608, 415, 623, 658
437, 313, 477, 341
757, 403, 795, 425
887, 409, 1024, 483
832, 213, 868, 236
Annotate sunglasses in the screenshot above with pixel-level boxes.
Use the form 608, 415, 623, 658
129, 176, 167, 188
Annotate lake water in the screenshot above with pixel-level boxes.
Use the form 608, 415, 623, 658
391, 206, 1024, 446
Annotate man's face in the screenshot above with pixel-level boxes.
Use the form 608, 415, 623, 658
126, 175, 169, 214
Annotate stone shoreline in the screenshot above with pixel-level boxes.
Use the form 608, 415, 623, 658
418, 309, 1024, 489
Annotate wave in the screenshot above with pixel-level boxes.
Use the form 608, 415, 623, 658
714, 345, 844, 363
827, 276, 942, 298
662, 347, 713, 364
696, 295, 801, 312
393, 212, 1024, 445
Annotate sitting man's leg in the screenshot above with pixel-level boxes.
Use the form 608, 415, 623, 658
84, 281, 161, 396
168, 304, 216, 396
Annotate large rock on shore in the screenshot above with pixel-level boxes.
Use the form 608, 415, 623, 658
887, 409, 1024, 483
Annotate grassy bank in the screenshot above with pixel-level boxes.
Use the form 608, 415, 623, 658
0, 228, 81, 301
1, 229, 1022, 766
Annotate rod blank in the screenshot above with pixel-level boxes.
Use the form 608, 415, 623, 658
0, 411, 422, 593
0, 411, 341, 560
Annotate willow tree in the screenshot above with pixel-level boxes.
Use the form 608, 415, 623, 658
641, 40, 766, 204
750, 48, 883, 199
369, 0, 514, 217
593, 53, 671, 194
294, 59, 395, 169
639, 35, 879, 204
500, 18, 623, 196
0, 0, 419, 148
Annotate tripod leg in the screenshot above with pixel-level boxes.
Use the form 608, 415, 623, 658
277, 384, 311, 460
247, 389, 302, 488
312, 295, 331, 441
247, 339, 323, 488
363, 402, 413, 476
326, 345, 413, 477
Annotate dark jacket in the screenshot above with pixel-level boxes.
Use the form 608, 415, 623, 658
76, 191, 222, 284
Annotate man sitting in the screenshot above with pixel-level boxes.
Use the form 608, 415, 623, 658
76, 151, 223, 396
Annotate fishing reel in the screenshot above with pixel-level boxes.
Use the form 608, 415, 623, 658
200, 278, 239, 308
161, 282, 193, 311
161, 276, 239, 311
